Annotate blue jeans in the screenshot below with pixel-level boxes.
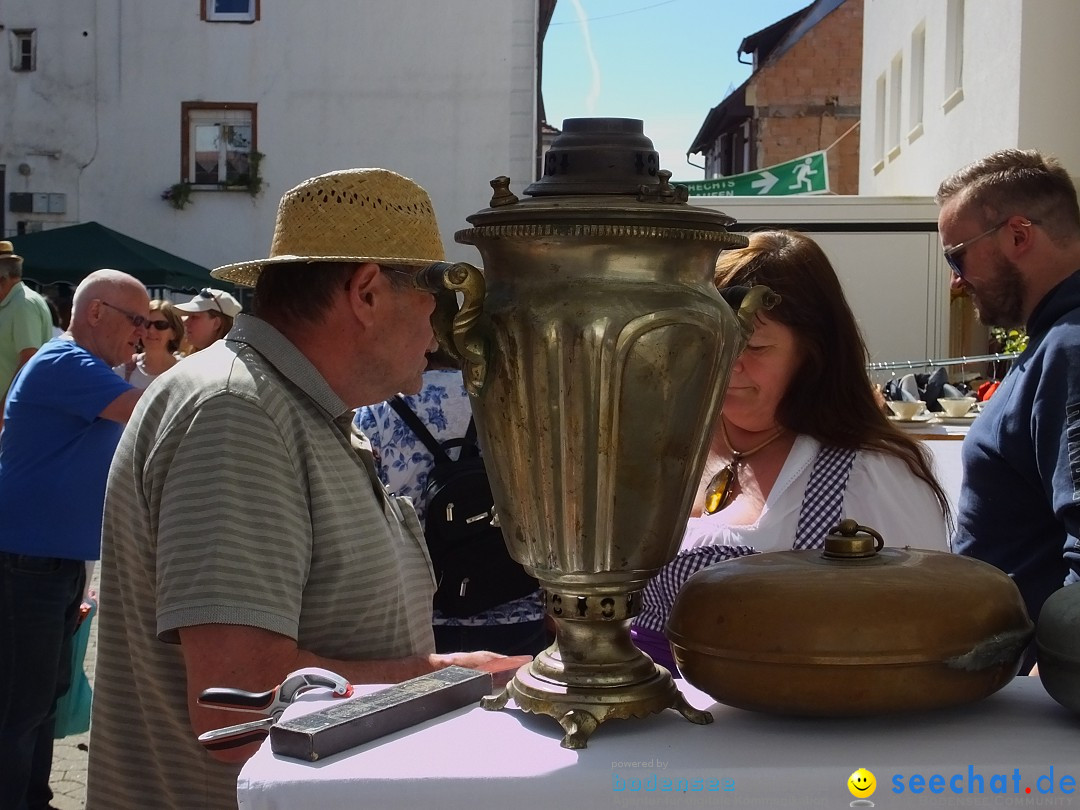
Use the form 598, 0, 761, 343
0, 552, 86, 810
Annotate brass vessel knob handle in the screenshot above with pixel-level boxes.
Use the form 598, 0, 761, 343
636, 170, 690, 204
821, 519, 885, 559
414, 262, 489, 395
488, 176, 519, 207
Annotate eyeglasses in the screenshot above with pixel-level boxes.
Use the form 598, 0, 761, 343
147, 319, 172, 331
198, 288, 223, 313
378, 265, 420, 288
101, 300, 150, 329
943, 219, 1019, 279
342, 265, 422, 294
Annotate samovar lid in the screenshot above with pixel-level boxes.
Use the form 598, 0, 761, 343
456, 117, 746, 243
524, 118, 662, 196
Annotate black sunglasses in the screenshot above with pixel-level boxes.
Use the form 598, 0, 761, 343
100, 301, 150, 329
198, 288, 223, 313
943, 220, 1009, 279
147, 319, 173, 331
943, 217, 1037, 279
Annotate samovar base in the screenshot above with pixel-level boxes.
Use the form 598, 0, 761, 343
482, 661, 713, 749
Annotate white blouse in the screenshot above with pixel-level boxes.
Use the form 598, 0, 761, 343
111, 353, 182, 391
681, 434, 950, 553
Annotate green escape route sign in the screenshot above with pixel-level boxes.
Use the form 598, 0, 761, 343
677, 151, 829, 197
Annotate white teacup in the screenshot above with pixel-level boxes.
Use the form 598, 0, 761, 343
939, 396, 977, 418
887, 400, 926, 420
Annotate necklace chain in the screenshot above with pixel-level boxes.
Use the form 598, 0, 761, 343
703, 420, 786, 514
720, 419, 786, 460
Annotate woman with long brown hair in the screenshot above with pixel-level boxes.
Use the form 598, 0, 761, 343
633, 230, 951, 672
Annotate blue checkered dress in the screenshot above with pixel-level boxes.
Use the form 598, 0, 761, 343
635, 445, 857, 646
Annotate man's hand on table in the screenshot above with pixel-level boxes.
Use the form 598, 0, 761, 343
429, 652, 533, 689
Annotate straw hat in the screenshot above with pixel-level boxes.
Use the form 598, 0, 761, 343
0, 240, 21, 263
212, 168, 446, 287
0, 240, 22, 278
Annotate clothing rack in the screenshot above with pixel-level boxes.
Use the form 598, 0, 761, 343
866, 351, 1019, 372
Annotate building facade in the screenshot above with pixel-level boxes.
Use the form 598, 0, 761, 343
860, 0, 1080, 357
860, 0, 1080, 195
689, 0, 863, 195
0, 0, 544, 275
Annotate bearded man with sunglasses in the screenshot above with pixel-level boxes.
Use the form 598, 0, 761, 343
0, 268, 148, 810
937, 149, 1080, 671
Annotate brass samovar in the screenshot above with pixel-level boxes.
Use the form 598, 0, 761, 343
418, 118, 774, 747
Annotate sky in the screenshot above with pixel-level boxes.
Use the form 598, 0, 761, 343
542, 0, 813, 182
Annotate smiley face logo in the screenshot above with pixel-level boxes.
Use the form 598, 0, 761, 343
847, 767, 877, 798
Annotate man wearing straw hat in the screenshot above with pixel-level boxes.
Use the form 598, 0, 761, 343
0, 240, 52, 414
88, 169, 519, 810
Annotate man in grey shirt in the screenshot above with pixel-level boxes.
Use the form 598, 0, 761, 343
88, 169, 517, 810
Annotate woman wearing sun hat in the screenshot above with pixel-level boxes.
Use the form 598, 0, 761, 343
173, 286, 242, 352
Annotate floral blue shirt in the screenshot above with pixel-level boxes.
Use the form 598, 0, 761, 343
356, 369, 544, 627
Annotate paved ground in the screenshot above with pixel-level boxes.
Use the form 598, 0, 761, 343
49, 569, 98, 810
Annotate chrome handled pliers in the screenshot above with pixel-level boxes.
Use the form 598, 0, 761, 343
196, 666, 353, 751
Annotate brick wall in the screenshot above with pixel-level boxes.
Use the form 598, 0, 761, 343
750, 0, 863, 194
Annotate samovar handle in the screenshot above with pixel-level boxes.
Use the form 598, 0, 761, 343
718, 284, 782, 342
415, 261, 488, 395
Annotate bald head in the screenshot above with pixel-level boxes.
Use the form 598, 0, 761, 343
72, 270, 147, 319
69, 269, 150, 367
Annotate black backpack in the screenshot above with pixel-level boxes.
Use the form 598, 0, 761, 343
390, 396, 537, 617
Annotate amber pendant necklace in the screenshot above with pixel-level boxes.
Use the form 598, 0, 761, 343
702, 420, 786, 515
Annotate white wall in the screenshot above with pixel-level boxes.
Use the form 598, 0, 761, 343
0, 5, 99, 215
0, 0, 539, 275
860, 0, 1023, 196
1017, 1, 1080, 168
690, 195, 949, 366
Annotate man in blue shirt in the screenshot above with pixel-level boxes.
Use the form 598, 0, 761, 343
0, 269, 147, 810
937, 150, 1080, 671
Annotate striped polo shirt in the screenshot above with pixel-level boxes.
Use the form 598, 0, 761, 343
87, 315, 436, 810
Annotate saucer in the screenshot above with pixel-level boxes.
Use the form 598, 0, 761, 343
936, 413, 978, 425
888, 413, 933, 424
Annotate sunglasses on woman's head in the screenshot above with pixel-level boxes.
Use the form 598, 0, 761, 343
198, 288, 223, 313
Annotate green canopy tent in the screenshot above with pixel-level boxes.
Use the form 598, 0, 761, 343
7, 221, 214, 290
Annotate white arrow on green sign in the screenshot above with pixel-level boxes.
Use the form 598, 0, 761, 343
677, 151, 830, 197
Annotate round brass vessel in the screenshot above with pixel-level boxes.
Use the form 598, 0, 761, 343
667, 521, 1033, 716
1036, 584, 1080, 714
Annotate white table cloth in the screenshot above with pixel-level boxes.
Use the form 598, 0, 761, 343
238, 677, 1080, 809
